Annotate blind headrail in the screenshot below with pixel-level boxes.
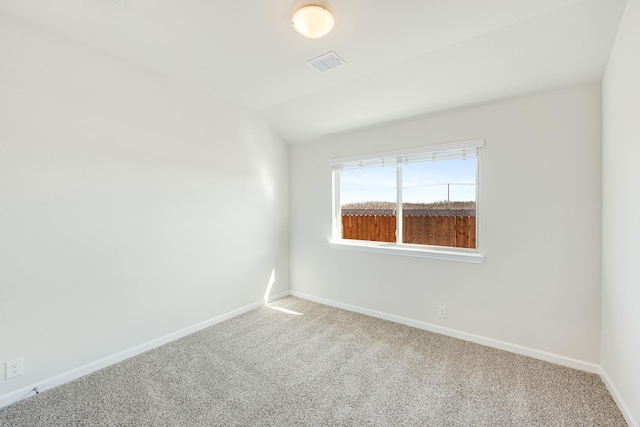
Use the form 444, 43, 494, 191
330, 139, 484, 171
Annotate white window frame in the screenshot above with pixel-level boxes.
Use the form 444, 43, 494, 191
330, 139, 485, 263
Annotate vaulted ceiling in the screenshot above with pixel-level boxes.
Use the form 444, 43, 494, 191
0, 0, 627, 144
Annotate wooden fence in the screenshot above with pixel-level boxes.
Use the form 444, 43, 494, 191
341, 214, 476, 249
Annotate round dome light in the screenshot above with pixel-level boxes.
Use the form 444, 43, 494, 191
292, 6, 334, 39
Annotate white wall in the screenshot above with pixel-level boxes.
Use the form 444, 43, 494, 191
0, 15, 289, 397
602, 0, 640, 424
290, 84, 602, 364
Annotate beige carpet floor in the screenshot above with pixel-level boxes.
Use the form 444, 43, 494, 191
0, 296, 627, 426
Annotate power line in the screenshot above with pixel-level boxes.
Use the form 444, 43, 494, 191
403, 182, 474, 189
342, 183, 475, 191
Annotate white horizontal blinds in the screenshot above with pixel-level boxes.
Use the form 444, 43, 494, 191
331, 157, 394, 171
396, 146, 479, 165
330, 139, 484, 171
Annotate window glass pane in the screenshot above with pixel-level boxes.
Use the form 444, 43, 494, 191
402, 159, 477, 248
340, 166, 396, 242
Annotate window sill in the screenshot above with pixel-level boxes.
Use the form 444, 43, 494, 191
329, 240, 484, 264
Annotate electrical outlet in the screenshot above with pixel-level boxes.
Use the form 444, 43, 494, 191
438, 305, 447, 319
6, 358, 23, 380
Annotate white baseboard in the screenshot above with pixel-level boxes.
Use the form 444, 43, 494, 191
0, 291, 290, 410
600, 367, 639, 427
267, 290, 290, 304
289, 291, 600, 374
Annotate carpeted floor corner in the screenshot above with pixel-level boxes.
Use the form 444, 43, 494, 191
0, 296, 627, 426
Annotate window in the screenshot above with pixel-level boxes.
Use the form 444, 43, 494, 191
330, 139, 484, 263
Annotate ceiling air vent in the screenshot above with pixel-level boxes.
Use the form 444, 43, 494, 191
307, 51, 346, 73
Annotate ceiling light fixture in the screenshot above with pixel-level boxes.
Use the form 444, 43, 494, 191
291, 5, 334, 39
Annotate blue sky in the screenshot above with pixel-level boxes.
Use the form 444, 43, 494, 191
340, 159, 477, 205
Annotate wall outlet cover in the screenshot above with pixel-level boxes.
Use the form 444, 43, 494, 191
6, 358, 23, 380
438, 305, 447, 318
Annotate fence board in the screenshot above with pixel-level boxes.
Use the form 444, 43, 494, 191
342, 214, 476, 249
456, 216, 469, 248
470, 216, 477, 248
342, 214, 395, 242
